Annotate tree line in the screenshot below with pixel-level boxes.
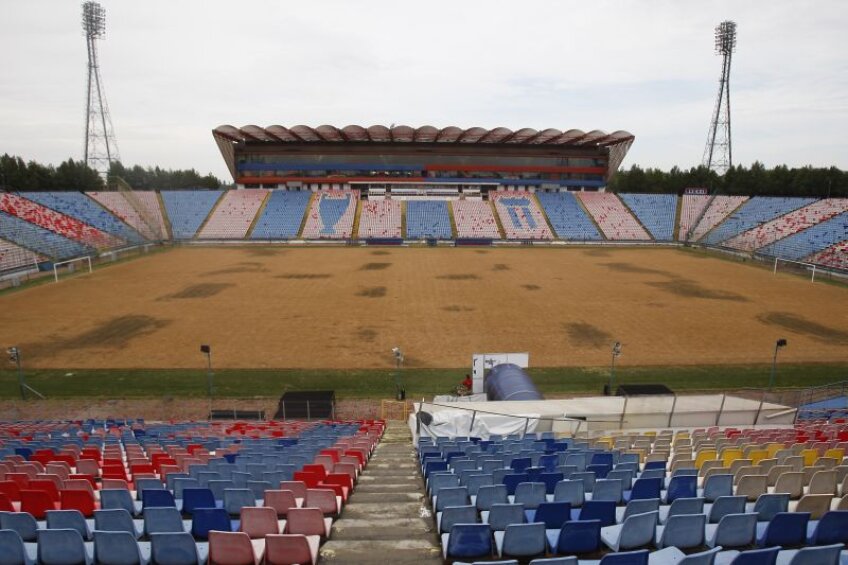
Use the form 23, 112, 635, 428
609, 163, 846, 197
0, 154, 225, 191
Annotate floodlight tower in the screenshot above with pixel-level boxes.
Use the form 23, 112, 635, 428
82, 1, 120, 178
702, 20, 736, 175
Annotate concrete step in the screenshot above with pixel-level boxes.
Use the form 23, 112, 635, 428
359, 468, 419, 477
319, 539, 442, 563
356, 475, 419, 484
341, 502, 430, 520
348, 492, 423, 503
330, 517, 435, 540
353, 482, 421, 493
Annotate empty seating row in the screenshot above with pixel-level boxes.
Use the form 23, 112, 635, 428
160, 191, 224, 239
678, 195, 710, 241
702, 197, 816, 246
0, 212, 91, 262
87, 191, 169, 241
807, 240, 848, 270
536, 192, 602, 241
0, 237, 40, 273
758, 212, 848, 262
20, 192, 145, 245
577, 193, 650, 240
300, 190, 358, 239
723, 199, 848, 251
491, 192, 553, 240
688, 196, 749, 242
198, 189, 269, 239
0, 193, 120, 249
452, 200, 500, 239
618, 194, 677, 241
357, 200, 401, 239
250, 191, 311, 239
406, 200, 453, 239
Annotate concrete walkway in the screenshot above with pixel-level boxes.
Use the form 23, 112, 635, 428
319, 420, 442, 563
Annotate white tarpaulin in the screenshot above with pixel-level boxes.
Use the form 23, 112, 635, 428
410, 407, 540, 441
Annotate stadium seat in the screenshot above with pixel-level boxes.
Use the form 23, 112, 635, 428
442, 523, 494, 561
180, 488, 216, 516
0, 529, 35, 565
263, 534, 317, 565
495, 522, 546, 559
756, 512, 810, 547
150, 532, 203, 565
36, 528, 90, 565
600, 510, 658, 551
546, 519, 601, 555
92, 530, 144, 565
208, 530, 257, 565
191, 507, 232, 540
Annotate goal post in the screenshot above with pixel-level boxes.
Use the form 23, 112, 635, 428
773, 256, 818, 282
53, 256, 93, 283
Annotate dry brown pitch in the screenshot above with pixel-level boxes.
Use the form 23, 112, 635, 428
1, 246, 846, 369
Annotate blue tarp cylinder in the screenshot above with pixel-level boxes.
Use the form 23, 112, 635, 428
484, 363, 544, 401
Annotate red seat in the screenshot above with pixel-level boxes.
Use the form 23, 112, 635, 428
61, 489, 96, 517
28, 479, 60, 502
20, 489, 57, 519
6, 473, 30, 488
304, 489, 338, 517
324, 473, 352, 499
239, 506, 280, 538
264, 534, 316, 565
279, 481, 307, 499
68, 474, 97, 490
264, 490, 298, 517
0, 492, 15, 512
292, 472, 321, 489
0, 480, 21, 502
285, 507, 329, 538
208, 530, 257, 565
300, 465, 326, 481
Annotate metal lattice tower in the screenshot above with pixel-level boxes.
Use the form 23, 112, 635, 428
82, 1, 119, 177
702, 20, 736, 175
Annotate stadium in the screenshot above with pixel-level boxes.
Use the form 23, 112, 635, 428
1, 3, 848, 565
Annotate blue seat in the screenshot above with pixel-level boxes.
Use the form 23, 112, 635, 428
597, 549, 650, 564
574, 501, 616, 527
191, 507, 231, 540
708, 495, 747, 523
465, 474, 494, 496
1, 511, 39, 541
513, 482, 546, 509
546, 519, 601, 555
659, 497, 704, 524
37, 529, 90, 565
721, 546, 780, 565
706, 512, 757, 548
649, 546, 722, 565
540, 473, 564, 494
45, 510, 91, 542
655, 513, 705, 549
207, 480, 235, 502
702, 474, 733, 502
438, 505, 478, 534
143, 507, 186, 536
510, 458, 532, 472
495, 522, 546, 558
570, 471, 596, 493
150, 532, 202, 565
751, 493, 790, 522
476, 485, 508, 512
553, 480, 584, 507
222, 489, 255, 516
502, 474, 529, 496
483, 504, 525, 531
806, 510, 848, 545
101, 489, 141, 517
591, 479, 623, 503
246, 480, 273, 500
442, 523, 493, 560
172, 478, 199, 500
644, 461, 666, 471
435, 486, 471, 512
529, 558, 576, 565
92, 530, 143, 565
428, 473, 459, 497
587, 463, 612, 479
756, 512, 810, 548
136, 478, 165, 500
180, 488, 216, 516
591, 453, 614, 467
665, 475, 697, 503
526, 502, 570, 530
617, 498, 661, 524
94, 509, 142, 539
776, 543, 844, 565
623, 478, 661, 502
539, 455, 559, 473
0, 529, 35, 565
600, 510, 658, 551
142, 489, 176, 509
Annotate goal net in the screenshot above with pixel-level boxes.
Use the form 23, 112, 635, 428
773, 257, 819, 282
53, 256, 93, 283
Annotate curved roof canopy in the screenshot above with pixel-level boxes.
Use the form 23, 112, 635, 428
213, 124, 633, 148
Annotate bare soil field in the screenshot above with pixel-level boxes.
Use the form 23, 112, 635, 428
0, 246, 846, 369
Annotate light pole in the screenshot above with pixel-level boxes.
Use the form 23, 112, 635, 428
607, 341, 622, 395
392, 347, 405, 400
200, 345, 213, 415
768, 339, 788, 390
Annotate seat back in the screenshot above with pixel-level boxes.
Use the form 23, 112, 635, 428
263, 534, 313, 565
622, 498, 660, 522
795, 494, 835, 520
666, 475, 697, 503
144, 506, 185, 536
553, 479, 584, 506
592, 479, 623, 503
629, 477, 661, 501
808, 510, 848, 545
94, 508, 137, 535
264, 489, 298, 517
618, 510, 659, 550
760, 512, 810, 547
475, 484, 507, 511
665, 497, 704, 521
285, 507, 326, 537
660, 513, 705, 549
191, 507, 232, 540
0, 511, 38, 542
736, 475, 768, 502
60, 489, 95, 517
708, 495, 747, 524
598, 549, 649, 564
93, 530, 142, 565
713, 512, 757, 548
150, 532, 200, 565
785, 543, 844, 565
439, 504, 477, 534
101, 489, 136, 515
513, 482, 546, 509
224, 488, 256, 516
278, 481, 307, 499
532, 502, 570, 530
676, 547, 722, 565
20, 489, 54, 519
239, 506, 280, 538
0, 530, 29, 565
142, 489, 176, 509
502, 522, 546, 558
208, 530, 257, 565
445, 523, 493, 559
486, 503, 525, 531
578, 500, 616, 527
752, 493, 790, 521
45, 509, 90, 541
808, 470, 837, 495
37, 528, 88, 565
773, 472, 804, 499
555, 519, 601, 554
181, 488, 216, 515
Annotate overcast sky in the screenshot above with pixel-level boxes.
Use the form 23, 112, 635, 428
1, 0, 846, 181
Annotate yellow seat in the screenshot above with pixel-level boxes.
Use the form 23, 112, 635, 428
824, 448, 845, 461
695, 449, 717, 470
765, 443, 784, 459
800, 449, 818, 467
721, 448, 744, 468
748, 449, 769, 466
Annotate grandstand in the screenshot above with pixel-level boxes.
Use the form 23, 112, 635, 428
536, 192, 603, 241
406, 200, 453, 239
301, 190, 358, 239
198, 189, 268, 239
357, 200, 402, 239
678, 194, 710, 241
618, 194, 677, 241
87, 191, 168, 241
702, 197, 816, 246
809, 240, 848, 270
160, 190, 223, 240
491, 192, 553, 240
452, 199, 501, 239
0, 237, 40, 274
577, 192, 651, 240
0, 211, 93, 261
250, 190, 311, 240
687, 195, 749, 242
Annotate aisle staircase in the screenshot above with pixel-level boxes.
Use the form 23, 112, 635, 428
319, 421, 441, 563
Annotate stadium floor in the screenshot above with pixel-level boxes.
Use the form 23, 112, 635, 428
0, 246, 846, 370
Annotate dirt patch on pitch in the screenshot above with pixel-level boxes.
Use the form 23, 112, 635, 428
442, 305, 475, 312
646, 277, 749, 302
360, 262, 392, 271
437, 274, 480, 280
564, 322, 613, 348
356, 327, 378, 342
492, 264, 510, 271
522, 284, 541, 291
758, 312, 848, 345
370, 250, 391, 256
244, 247, 285, 257
204, 265, 268, 276
27, 315, 171, 353
276, 273, 333, 280
603, 262, 672, 276
159, 283, 234, 299
357, 286, 387, 298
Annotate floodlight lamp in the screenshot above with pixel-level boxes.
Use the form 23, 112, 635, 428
82, 2, 106, 37
776, 339, 788, 348
200, 344, 211, 354
7, 347, 19, 363
714, 20, 737, 55
612, 342, 622, 357
392, 347, 403, 360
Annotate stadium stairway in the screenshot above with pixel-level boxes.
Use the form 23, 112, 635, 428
319, 421, 442, 563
